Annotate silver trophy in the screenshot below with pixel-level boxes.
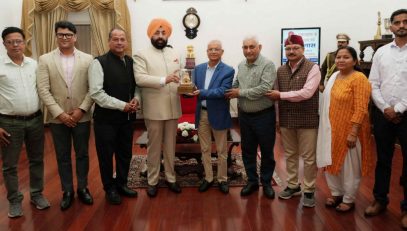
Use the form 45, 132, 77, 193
382, 18, 393, 39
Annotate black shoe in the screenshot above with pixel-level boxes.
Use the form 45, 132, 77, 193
263, 185, 275, 199
117, 185, 138, 197
60, 191, 74, 211
147, 184, 158, 198
240, 183, 259, 196
218, 181, 229, 194
166, 181, 182, 193
105, 190, 121, 205
198, 180, 213, 192
140, 170, 147, 177
77, 188, 93, 205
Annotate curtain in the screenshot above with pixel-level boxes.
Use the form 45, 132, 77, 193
33, 7, 67, 56
89, 6, 115, 56
21, 0, 133, 57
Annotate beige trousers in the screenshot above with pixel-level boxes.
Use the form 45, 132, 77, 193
198, 110, 228, 183
325, 139, 362, 203
280, 128, 318, 192
145, 119, 178, 186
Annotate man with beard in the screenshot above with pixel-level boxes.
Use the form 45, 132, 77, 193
365, 9, 407, 228
267, 34, 321, 207
319, 33, 350, 92
134, 18, 182, 197
89, 28, 139, 205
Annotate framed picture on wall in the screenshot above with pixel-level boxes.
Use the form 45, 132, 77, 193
281, 27, 321, 65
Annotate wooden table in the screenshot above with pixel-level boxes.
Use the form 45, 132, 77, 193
135, 129, 241, 178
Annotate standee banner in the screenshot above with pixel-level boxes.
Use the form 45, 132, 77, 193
281, 27, 321, 65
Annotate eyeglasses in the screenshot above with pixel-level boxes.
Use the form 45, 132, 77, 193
207, 48, 222, 52
284, 47, 301, 52
56, 33, 74, 39
4, 39, 24, 46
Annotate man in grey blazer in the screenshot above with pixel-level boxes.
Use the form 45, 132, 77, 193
37, 21, 94, 210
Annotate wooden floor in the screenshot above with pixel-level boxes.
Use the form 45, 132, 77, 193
0, 123, 404, 231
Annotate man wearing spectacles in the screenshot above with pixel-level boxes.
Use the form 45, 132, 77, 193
0, 27, 49, 218
266, 34, 321, 208
36, 21, 94, 210
188, 40, 235, 194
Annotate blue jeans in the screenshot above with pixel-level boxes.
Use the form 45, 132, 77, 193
238, 107, 276, 186
372, 107, 407, 211
49, 121, 90, 192
0, 115, 44, 203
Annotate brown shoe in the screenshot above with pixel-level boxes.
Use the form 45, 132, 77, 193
402, 212, 407, 229
364, 200, 386, 216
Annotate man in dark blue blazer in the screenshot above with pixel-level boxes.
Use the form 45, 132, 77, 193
189, 40, 235, 194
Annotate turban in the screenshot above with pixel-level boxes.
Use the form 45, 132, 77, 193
285, 34, 304, 47
147, 18, 172, 38
336, 33, 350, 42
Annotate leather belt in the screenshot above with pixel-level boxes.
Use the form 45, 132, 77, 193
0, 110, 42, 120
201, 106, 208, 110
239, 106, 274, 117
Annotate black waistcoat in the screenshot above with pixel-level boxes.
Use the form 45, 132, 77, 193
94, 51, 136, 123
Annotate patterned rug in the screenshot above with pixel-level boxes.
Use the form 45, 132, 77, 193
127, 153, 282, 188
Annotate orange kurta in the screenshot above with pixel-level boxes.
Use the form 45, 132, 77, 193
325, 71, 372, 176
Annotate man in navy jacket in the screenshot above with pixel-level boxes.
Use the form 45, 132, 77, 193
190, 40, 235, 194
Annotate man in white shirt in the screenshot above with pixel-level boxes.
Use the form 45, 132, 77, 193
0, 27, 50, 218
365, 9, 407, 228
37, 21, 94, 211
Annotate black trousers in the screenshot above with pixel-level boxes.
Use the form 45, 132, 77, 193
50, 122, 90, 192
94, 121, 134, 192
238, 107, 276, 186
372, 106, 407, 211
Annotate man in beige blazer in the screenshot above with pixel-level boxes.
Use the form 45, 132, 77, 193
134, 18, 182, 197
37, 21, 93, 211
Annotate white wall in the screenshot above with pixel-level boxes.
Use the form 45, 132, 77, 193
0, 0, 23, 54
129, 0, 402, 70
0, 0, 402, 69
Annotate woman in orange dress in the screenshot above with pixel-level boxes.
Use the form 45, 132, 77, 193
316, 46, 372, 212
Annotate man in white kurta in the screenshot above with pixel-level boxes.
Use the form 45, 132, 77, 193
134, 18, 182, 197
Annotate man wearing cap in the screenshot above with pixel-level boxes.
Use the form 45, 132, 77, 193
319, 33, 350, 92
134, 18, 182, 197
225, 36, 277, 199
89, 28, 139, 205
267, 34, 321, 207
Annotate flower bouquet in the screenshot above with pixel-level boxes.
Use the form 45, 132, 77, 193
177, 122, 198, 143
